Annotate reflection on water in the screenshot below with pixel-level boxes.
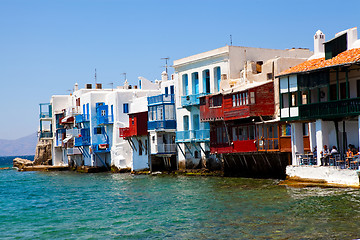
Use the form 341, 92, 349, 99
0, 167, 360, 239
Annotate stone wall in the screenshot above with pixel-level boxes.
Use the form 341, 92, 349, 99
34, 139, 52, 165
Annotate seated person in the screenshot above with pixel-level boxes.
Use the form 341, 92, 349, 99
330, 146, 338, 155
320, 145, 330, 166
346, 148, 354, 167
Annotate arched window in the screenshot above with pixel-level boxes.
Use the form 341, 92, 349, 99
182, 74, 188, 95
203, 69, 210, 93
192, 72, 199, 94
214, 67, 221, 92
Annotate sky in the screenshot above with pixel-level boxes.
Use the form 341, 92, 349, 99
0, 0, 359, 140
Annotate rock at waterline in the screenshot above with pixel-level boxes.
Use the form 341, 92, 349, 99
13, 158, 34, 169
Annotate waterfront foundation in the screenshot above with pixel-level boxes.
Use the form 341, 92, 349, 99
284, 165, 360, 187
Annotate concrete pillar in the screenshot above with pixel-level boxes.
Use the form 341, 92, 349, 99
178, 143, 186, 170
291, 122, 304, 165
316, 119, 330, 165
309, 122, 316, 151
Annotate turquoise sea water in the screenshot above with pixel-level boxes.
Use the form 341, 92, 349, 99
1, 156, 360, 239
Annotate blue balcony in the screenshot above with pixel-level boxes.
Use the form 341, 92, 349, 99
148, 120, 176, 130
97, 115, 114, 125
55, 129, 66, 147
39, 131, 53, 139
148, 94, 175, 106
92, 144, 110, 153
39, 103, 52, 119
76, 114, 90, 123
181, 93, 209, 107
74, 128, 91, 147
175, 129, 210, 143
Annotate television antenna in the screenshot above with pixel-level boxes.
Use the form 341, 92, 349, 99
122, 73, 127, 81
108, 82, 114, 91
161, 57, 170, 74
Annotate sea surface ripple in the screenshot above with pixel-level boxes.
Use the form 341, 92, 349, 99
1, 157, 360, 239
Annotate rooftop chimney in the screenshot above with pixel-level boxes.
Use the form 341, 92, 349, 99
161, 71, 168, 82
314, 30, 325, 55
74, 83, 79, 91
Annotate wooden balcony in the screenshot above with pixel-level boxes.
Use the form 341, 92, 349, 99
298, 97, 360, 120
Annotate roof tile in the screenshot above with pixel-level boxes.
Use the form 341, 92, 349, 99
280, 48, 360, 75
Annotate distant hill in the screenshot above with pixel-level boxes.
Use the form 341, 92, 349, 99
0, 133, 37, 156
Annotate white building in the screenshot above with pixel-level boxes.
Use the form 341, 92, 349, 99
39, 78, 160, 171
173, 45, 313, 170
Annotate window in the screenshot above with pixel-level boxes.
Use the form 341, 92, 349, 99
152, 136, 155, 143
203, 69, 210, 94
250, 92, 255, 104
281, 124, 291, 136
267, 73, 273, 80
165, 87, 168, 96
157, 106, 163, 121
214, 67, 221, 92
210, 95, 222, 107
170, 85, 174, 94
182, 74, 189, 95
183, 116, 189, 131
303, 123, 309, 136
123, 103, 129, 113
291, 92, 298, 107
76, 98, 80, 106
94, 126, 103, 135
232, 91, 249, 107
249, 125, 255, 140
193, 114, 200, 130
165, 105, 175, 120
101, 110, 106, 116
282, 93, 289, 108
192, 72, 199, 94
302, 92, 308, 104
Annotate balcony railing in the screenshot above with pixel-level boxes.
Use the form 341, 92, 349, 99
181, 93, 209, 107
74, 136, 91, 147
148, 94, 175, 105
92, 144, 110, 153
97, 115, 114, 125
39, 131, 53, 139
156, 144, 177, 154
298, 98, 360, 120
75, 114, 90, 123
175, 129, 210, 143
148, 120, 176, 130
119, 127, 131, 138
67, 148, 82, 155
39, 103, 52, 119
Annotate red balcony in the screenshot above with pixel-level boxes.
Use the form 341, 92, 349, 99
201, 82, 275, 122
119, 127, 131, 138
200, 94, 224, 122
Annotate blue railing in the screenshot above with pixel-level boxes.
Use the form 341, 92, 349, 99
39, 131, 53, 139
55, 129, 66, 146
148, 94, 175, 105
75, 114, 90, 123
92, 144, 110, 153
175, 129, 210, 143
181, 93, 209, 107
97, 115, 114, 125
148, 120, 176, 130
39, 103, 52, 118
